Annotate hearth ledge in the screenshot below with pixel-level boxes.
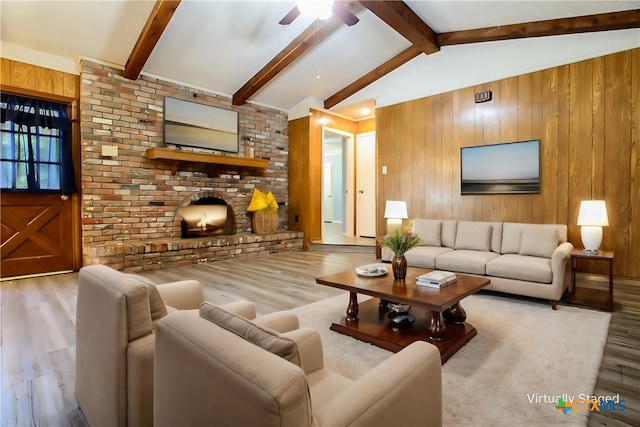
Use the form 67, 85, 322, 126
84, 231, 304, 272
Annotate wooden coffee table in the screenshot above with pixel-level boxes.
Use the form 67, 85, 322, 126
315, 267, 490, 363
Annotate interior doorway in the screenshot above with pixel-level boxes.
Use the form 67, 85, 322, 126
321, 127, 376, 240
322, 128, 352, 238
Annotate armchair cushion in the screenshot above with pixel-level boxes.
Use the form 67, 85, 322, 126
155, 280, 203, 310
199, 303, 302, 367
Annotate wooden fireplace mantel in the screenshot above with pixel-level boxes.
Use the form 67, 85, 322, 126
145, 147, 268, 174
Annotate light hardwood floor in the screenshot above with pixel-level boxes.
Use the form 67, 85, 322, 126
1, 251, 638, 426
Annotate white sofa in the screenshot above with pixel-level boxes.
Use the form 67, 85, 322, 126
382, 220, 574, 309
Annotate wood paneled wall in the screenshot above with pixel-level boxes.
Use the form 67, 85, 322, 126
377, 48, 639, 279
288, 110, 374, 248
1, 58, 79, 99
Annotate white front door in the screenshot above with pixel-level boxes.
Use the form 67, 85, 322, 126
356, 132, 376, 237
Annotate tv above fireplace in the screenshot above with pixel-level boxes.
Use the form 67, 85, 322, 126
461, 140, 540, 194
164, 97, 239, 153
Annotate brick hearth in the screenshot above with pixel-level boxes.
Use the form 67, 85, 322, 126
84, 231, 303, 272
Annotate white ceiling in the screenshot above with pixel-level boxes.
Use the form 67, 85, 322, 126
1, 1, 639, 119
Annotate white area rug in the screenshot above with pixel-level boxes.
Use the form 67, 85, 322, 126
290, 292, 611, 427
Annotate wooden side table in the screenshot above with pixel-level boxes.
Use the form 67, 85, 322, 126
566, 249, 614, 311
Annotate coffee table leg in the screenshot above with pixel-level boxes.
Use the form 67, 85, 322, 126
428, 311, 445, 341
443, 302, 466, 325
346, 291, 359, 322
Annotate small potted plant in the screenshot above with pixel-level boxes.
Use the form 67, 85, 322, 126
247, 188, 278, 234
380, 229, 421, 280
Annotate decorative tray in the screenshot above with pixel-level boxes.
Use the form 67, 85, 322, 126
355, 263, 388, 277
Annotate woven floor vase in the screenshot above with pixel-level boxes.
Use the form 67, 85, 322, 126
252, 211, 278, 234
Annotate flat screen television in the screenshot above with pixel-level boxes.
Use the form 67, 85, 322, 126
460, 140, 540, 194
164, 97, 239, 153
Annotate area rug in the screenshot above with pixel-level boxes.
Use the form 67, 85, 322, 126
289, 292, 611, 427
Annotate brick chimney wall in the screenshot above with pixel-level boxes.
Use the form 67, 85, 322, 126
80, 60, 293, 267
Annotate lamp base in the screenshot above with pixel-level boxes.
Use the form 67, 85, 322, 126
580, 225, 603, 254
582, 248, 599, 255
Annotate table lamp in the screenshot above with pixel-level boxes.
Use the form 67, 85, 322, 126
384, 201, 408, 234
577, 200, 609, 255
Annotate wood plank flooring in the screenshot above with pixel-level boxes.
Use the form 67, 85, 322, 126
1, 251, 638, 426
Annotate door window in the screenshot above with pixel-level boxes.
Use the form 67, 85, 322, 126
0, 94, 76, 193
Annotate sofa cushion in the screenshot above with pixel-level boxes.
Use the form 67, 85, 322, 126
519, 228, 558, 258
199, 303, 302, 367
405, 246, 454, 269
486, 254, 553, 283
441, 220, 458, 248
413, 219, 442, 247
454, 221, 492, 252
501, 223, 523, 254
435, 250, 500, 275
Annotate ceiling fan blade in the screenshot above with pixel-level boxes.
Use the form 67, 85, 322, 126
332, 1, 359, 26
279, 6, 301, 25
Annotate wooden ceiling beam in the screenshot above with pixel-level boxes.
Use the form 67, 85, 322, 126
233, 2, 362, 106
438, 10, 640, 46
358, 0, 439, 55
123, 0, 181, 80
324, 45, 422, 109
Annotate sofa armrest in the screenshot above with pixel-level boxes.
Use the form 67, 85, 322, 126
157, 280, 204, 310
551, 241, 574, 294
281, 327, 324, 375
313, 341, 442, 427
252, 310, 300, 333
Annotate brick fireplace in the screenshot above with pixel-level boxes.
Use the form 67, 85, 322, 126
79, 60, 302, 271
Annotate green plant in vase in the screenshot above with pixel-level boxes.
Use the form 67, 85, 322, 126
380, 229, 421, 280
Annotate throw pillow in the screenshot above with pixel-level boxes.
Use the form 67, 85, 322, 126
412, 219, 442, 246
519, 228, 558, 258
454, 221, 492, 252
199, 302, 302, 367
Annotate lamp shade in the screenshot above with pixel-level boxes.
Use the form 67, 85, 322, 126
577, 200, 609, 226
384, 201, 408, 219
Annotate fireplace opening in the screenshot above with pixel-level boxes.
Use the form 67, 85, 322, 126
177, 197, 236, 238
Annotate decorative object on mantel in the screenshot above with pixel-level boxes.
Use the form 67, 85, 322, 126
248, 188, 278, 234
379, 229, 420, 280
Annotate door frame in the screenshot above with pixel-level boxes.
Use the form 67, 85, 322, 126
321, 126, 354, 238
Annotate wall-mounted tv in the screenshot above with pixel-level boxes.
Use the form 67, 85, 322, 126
164, 97, 238, 153
461, 140, 540, 194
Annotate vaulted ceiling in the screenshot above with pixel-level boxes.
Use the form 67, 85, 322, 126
1, 1, 639, 119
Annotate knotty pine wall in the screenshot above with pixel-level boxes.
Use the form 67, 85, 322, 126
377, 48, 639, 279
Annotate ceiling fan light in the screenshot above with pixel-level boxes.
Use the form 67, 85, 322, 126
297, 1, 333, 20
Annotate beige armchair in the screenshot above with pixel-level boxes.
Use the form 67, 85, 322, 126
154, 303, 442, 427
75, 265, 298, 427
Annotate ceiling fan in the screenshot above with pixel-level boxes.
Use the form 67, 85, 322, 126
279, 1, 359, 26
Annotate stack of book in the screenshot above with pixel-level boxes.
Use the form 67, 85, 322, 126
416, 270, 457, 288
